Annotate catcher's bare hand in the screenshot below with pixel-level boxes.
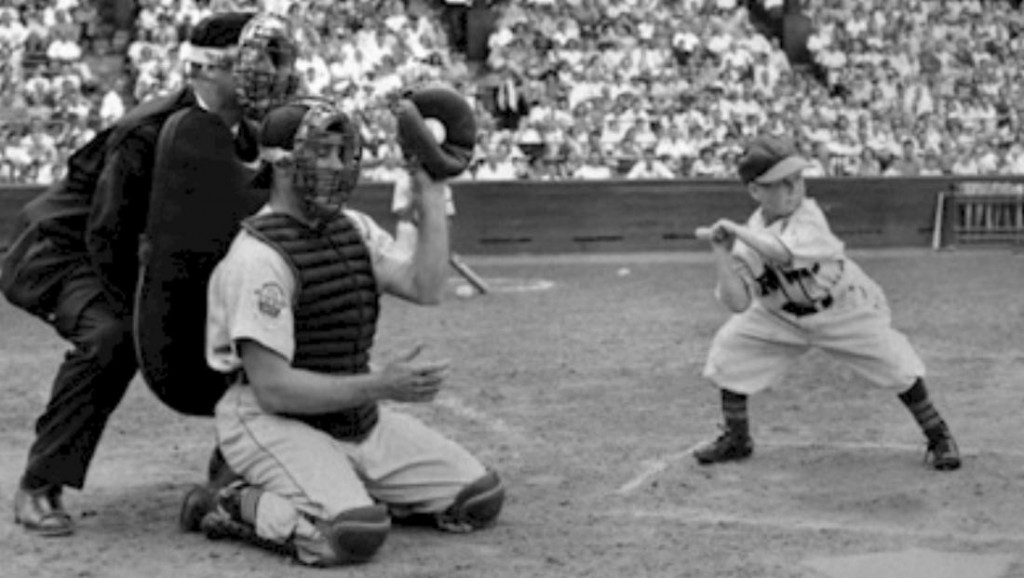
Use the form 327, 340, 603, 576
378, 344, 450, 403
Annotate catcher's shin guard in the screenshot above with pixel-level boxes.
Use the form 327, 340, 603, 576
317, 504, 391, 566
435, 470, 505, 533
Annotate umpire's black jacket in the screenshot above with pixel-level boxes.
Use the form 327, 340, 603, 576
0, 88, 258, 323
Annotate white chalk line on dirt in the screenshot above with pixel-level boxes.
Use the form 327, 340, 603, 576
614, 440, 1024, 496
432, 394, 531, 446
616, 443, 704, 495
602, 507, 1024, 545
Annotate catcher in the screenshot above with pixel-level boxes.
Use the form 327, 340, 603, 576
692, 135, 961, 471
179, 96, 503, 566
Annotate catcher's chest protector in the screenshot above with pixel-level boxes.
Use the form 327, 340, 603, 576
242, 212, 381, 440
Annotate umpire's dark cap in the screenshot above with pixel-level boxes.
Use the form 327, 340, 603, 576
737, 135, 813, 184
188, 11, 256, 48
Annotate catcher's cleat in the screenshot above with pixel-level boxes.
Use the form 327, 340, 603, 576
693, 427, 754, 465
179, 484, 217, 533
197, 481, 298, 559
925, 428, 961, 471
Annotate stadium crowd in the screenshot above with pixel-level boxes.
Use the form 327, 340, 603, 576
3, 0, 1024, 185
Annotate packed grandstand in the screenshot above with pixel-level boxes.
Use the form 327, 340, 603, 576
2, 0, 1024, 185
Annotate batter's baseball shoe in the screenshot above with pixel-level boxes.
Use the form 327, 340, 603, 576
925, 427, 961, 471
693, 426, 753, 465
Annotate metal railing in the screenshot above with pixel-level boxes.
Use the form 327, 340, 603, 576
941, 181, 1024, 247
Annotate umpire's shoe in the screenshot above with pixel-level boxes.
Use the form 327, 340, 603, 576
693, 426, 753, 465
14, 485, 74, 537
925, 425, 961, 471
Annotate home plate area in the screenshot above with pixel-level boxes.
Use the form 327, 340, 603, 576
606, 440, 1024, 577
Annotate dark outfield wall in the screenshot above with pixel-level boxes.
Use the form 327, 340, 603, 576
352, 177, 958, 253
0, 177, 959, 255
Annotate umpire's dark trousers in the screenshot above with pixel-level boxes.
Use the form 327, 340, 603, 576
21, 274, 137, 491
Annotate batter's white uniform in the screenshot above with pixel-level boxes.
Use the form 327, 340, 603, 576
703, 198, 925, 395
206, 206, 486, 564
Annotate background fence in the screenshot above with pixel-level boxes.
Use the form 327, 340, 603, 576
2, 177, 1022, 255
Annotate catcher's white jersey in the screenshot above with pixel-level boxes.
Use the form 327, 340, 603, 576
206, 206, 486, 565
703, 198, 925, 395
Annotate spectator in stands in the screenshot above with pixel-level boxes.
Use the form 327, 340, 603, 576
951, 143, 981, 175
919, 150, 945, 176
99, 79, 127, 127
654, 123, 697, 167
3, 123, 32, 182
6, 0, 1024, 185
853, 146, 883, 177
571, 148, 615, 180
626, 147, 676, 180
884, 139, 923, 176
690, 146, 726, 178
0, 6, 28, 64
801, 141, 830, 178
474, 144, 518, 180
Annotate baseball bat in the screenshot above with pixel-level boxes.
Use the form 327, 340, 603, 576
450, 253, 490, 294
694, 226, 714, 241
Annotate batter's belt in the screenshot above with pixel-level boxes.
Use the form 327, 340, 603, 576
780, 294, 834, 317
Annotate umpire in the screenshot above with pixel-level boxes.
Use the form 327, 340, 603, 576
0, 12, 274, 537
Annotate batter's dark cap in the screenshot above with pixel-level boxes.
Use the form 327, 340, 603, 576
737, 135, 813, 184
260, 103, 310, 150
188, 11, 255, 48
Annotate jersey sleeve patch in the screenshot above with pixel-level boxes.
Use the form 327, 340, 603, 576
255, 282, 287, 318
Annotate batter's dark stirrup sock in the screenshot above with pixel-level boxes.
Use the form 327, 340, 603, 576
898, 378, 949, 439
721, 389, 750, 438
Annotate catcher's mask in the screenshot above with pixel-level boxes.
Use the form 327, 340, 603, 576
233, 13, 302, 120
261, 99, 363, 221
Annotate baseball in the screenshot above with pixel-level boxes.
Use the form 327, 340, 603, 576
424, 118, 447, 144
454, 284, 475, 298
695, 226, 714, 240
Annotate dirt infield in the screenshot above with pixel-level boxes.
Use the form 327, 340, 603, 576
1, 249, 1022, 578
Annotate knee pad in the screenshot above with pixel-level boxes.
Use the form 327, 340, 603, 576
319, 504, 390, 566
436, 470, 505, 533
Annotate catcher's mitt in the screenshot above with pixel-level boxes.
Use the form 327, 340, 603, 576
391, 84, 476, 180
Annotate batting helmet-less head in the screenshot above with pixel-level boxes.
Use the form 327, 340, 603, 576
233, 13, 302, 120
260, 99, 363, 221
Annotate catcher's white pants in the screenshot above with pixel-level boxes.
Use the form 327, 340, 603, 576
215, 384, 486, 564
702, 262, 925, 395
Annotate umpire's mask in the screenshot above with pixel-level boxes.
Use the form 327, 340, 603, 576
232, 13, 302, 120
